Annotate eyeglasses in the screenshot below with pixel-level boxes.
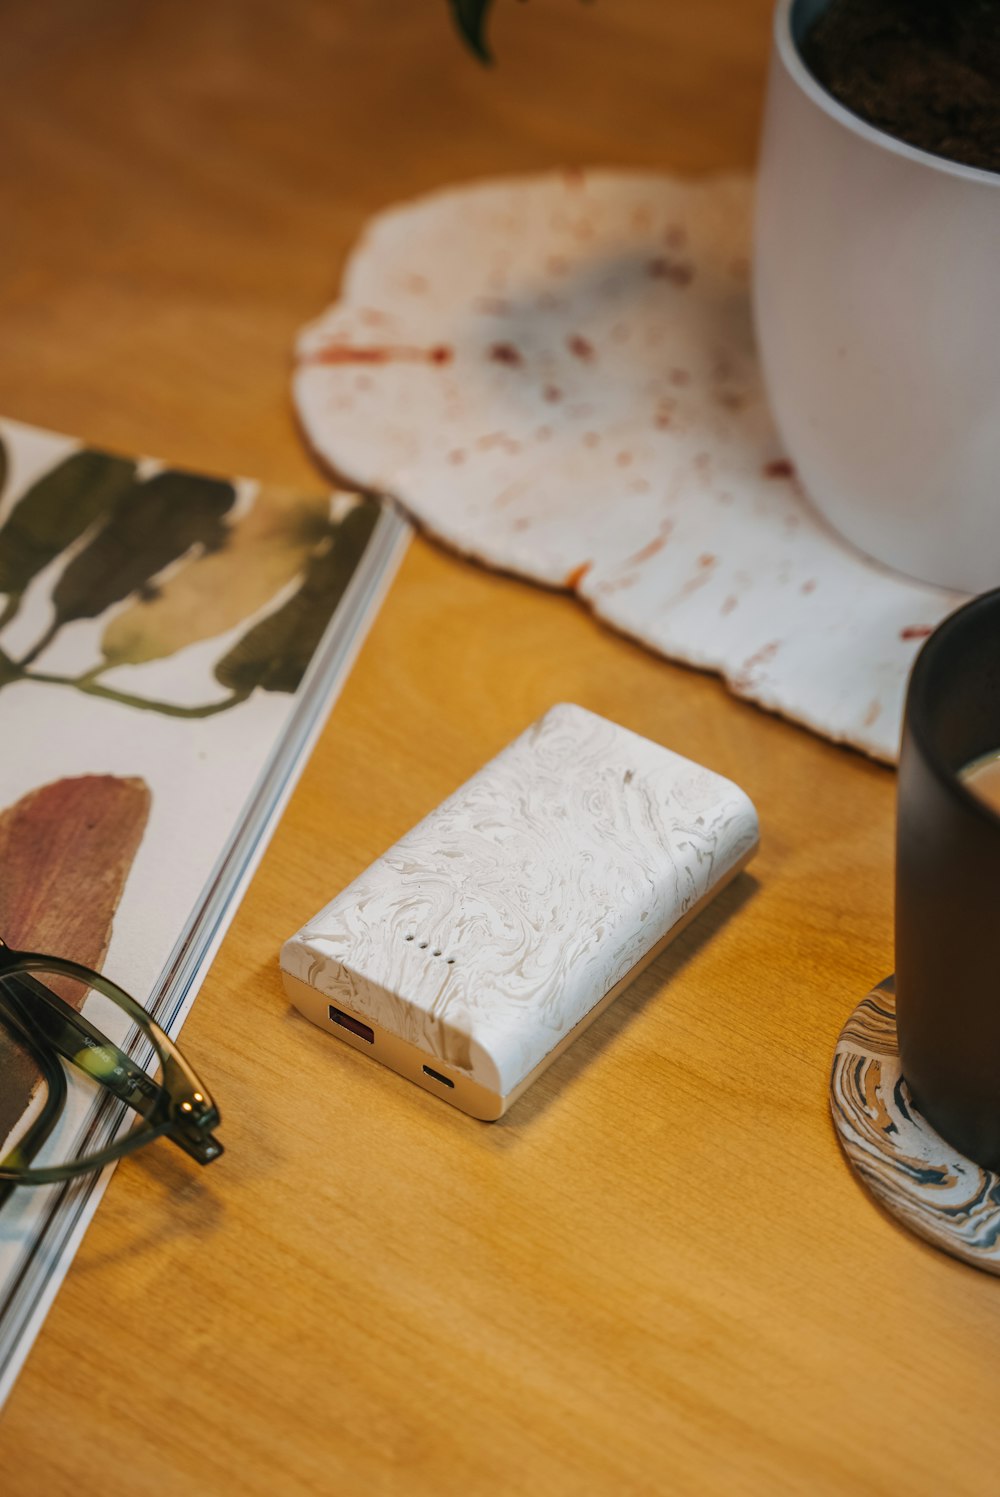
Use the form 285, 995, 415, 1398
0, 939, 222, 1200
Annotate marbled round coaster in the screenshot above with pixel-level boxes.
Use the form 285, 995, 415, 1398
831, 978, 1000, 1274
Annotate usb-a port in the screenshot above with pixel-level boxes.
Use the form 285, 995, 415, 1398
328, 1004, 374, 1044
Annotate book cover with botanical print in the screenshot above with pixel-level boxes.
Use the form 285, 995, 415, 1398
0, 416, 409, 1404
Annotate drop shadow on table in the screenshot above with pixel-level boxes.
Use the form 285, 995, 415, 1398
495, 870, 760, 1133
42, 1146, 227, 1276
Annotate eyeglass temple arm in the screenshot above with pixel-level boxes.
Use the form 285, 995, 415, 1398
0, 975, 164, 1123
0, 975, 223, 1168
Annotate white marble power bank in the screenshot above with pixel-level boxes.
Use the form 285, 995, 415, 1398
281, 704, 759, 1118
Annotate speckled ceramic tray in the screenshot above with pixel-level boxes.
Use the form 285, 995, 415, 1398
831, 978, 1000, 1273
293, 169, 968, 763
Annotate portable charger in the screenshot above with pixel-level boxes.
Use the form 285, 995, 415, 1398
281, 703, 759, 1118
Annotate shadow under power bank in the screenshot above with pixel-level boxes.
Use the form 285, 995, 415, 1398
281, 704, 759, 1119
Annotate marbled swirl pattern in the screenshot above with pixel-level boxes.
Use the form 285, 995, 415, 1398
282, 704, 758, 1096
831, 978, 1000, 1273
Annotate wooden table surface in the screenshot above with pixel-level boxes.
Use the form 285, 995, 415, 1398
2, 2, 997, 1493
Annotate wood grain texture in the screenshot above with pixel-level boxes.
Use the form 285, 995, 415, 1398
3, 2, 1000, 1494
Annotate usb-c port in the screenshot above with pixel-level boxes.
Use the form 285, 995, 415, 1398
328, 1005, 374, 1043
423, 1065, 454, 1088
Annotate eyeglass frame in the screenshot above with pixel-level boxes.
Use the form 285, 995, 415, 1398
0, 940, 222, 1189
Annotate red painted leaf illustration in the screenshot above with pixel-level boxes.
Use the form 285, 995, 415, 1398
0, 774, 151, 1149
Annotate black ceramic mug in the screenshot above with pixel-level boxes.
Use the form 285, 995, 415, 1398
897, 589, 1000, 1170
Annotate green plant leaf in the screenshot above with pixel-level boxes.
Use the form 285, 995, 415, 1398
100, 486, 332, 668
449, 0, 494, 62
50, 468, 237, 629
0, 449, 137, 598
213, 499, 379, 694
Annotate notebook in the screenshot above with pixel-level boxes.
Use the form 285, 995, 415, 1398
0, 416, 409, 1405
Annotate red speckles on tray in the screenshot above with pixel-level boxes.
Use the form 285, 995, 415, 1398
669, 368, 691, 387
475, 296, 511, 317
546, 254, 570, 277
863, 699, 882, 727
476, 431, 521, 455
305, 342, 453, 367
596, 571, 640, 597
544, 385, 563, 403
763, 459, 796, 480
616, 451, 633, 468
721, 595, 739, 616
534, 425, 552, 442
567, 335, 595, 362
489, 342, 523, 366
565, 562, 592, 590
801, 579, 817, 595
901, 625, 933, 641
664, 224, 688, 250
734, 640, 781, 689
583, 432, 600, 449
627, 524, 674, 566
648, 257, 694, 287
447, 450, 466, 466
403, 273, 429, 294
678, 553, 719, 601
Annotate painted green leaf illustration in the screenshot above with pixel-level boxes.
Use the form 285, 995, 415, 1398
50, 468, 237, 629
0, 449, 136, 598
100, 486, 332, 668
214, 499, 379, 694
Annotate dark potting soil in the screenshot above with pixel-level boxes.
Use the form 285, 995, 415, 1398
803, 0, 1000, 173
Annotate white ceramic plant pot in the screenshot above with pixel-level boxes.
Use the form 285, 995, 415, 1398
754, 0, 1000, 594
